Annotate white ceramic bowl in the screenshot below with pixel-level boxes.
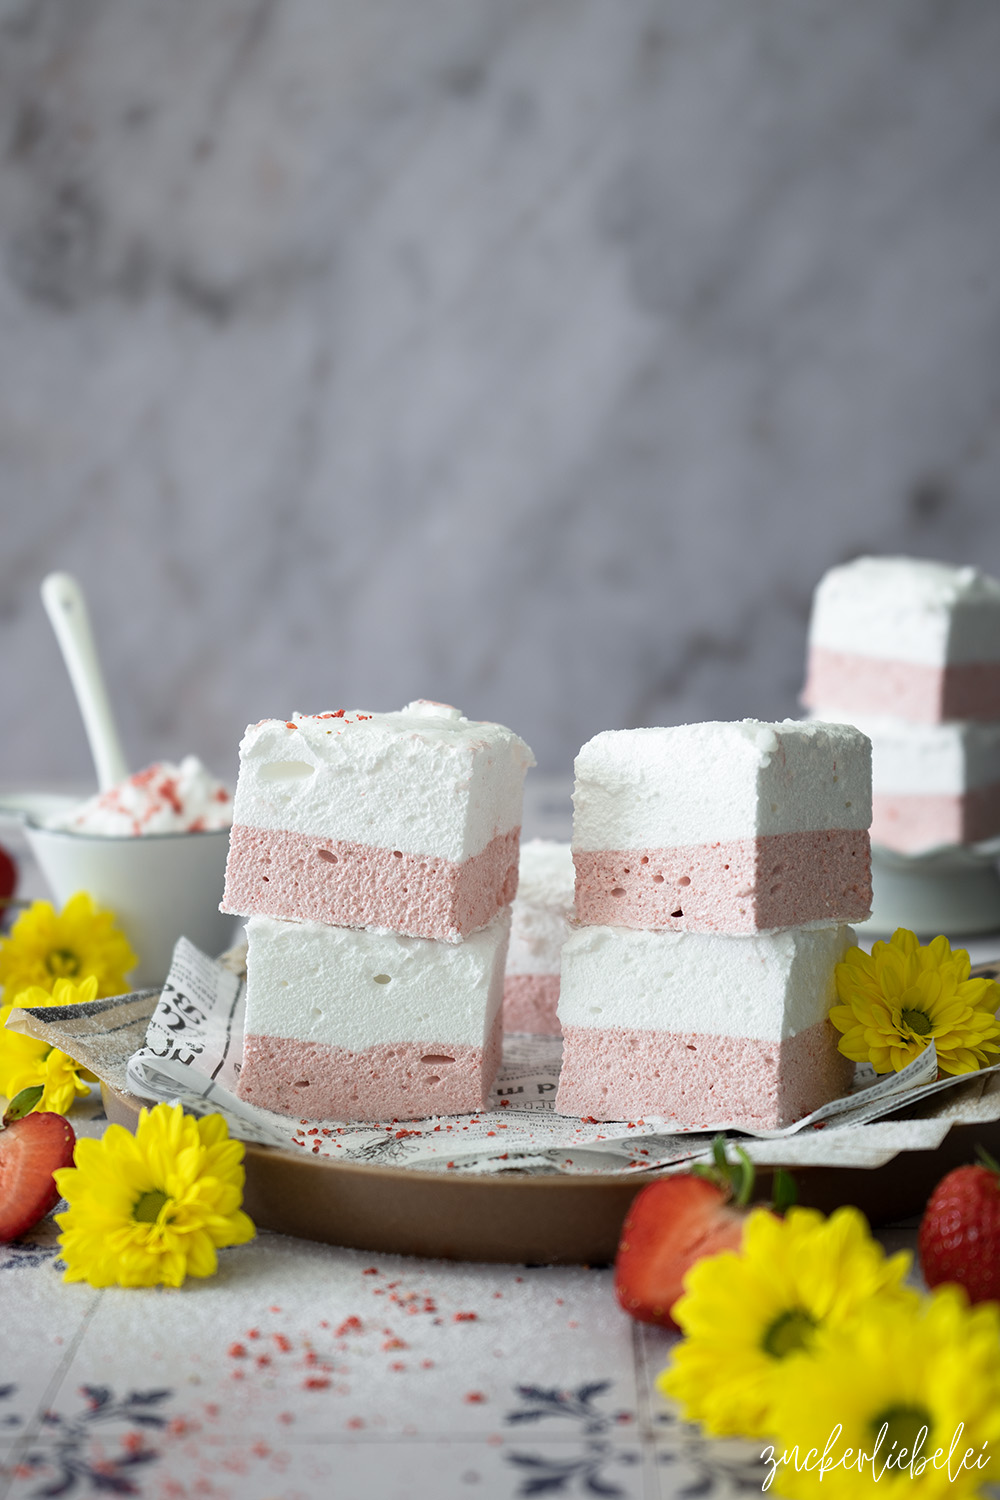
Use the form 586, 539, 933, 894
1, 796, 239, 989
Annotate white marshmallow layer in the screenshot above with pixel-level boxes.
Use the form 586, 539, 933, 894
232, 701, 534, 862
558, 923, 854, 1042
808, 556, 1000, 665
243, 908, 510, 1050
572, 720, 871, 850
506, 839, 575, 978
816, 711, 1000, 795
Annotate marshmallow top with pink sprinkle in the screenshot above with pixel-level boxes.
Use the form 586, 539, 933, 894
232, 700, 535, 863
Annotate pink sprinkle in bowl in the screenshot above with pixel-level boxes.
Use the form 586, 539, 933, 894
2, 794, 237, 989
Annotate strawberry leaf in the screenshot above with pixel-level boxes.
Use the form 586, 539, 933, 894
975, 1144, 1000, 1176
691, 1134, 755, 1205
3, 1086, 44, 1124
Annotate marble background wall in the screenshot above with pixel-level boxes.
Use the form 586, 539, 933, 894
1, 0, 999, 789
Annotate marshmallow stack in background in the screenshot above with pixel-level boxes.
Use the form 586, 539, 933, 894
803, 558, 1000, 854
555, 720, 872, 1129
502, 839, 575, 1036
221, 701, 534, 1121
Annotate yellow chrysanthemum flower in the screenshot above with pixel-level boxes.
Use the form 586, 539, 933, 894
830, 928, 1000, 1077
657, 1206, 917, 1438
0, 975, 99, 1113
0, 892, 137, 1000
54, 1102, 255, 1288
765, 1287, 1000, 1499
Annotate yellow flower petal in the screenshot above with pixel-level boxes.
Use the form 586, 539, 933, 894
0, 974, 102, 1114
831, 929, 1000, 1078
658, 1207, 915, 1438
55, 1102, 254, 1288
0, 895, 136, 1000
766, 1288, 1000, 1498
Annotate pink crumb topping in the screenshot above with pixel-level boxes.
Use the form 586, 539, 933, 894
53, 756, 232, 837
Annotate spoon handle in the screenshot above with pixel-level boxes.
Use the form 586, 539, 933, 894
41, 572, 129, 792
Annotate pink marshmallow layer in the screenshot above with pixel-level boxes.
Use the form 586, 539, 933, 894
502, 974, 562, 1036
803, 646, 1000, 724
573, 829, 871, 933
872, 784, 1000, 853
555, 1019, 852, 1130
237, 1007, 504, 1122
223, 824, 520, 941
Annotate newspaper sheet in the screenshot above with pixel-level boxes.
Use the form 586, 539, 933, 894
70, 937, 997, 1175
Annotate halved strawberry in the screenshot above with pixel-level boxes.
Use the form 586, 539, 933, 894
0, 1099, 76, 1243
614, 1138, 793, 1329
615, 1175, 745, 1327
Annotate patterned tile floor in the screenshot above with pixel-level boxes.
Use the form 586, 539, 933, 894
0, 1140, 769, 1500
0, 1142, 960, 1500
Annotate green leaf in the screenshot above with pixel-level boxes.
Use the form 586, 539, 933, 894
3, 1085, 44, 1123
691, 1134, 757, 1206
731, 1145, 754, 1207
771, 1168, 798, 1214
975, 1144, 1000, 1176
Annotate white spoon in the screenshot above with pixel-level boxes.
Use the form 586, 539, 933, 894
41, 571, 129, 792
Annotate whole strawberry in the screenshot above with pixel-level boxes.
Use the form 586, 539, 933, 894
614, 1137, 794, 1329
918, 1149, 1000, 1305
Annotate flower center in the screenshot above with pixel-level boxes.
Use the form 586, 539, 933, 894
871, 1404, 933, 1459
761, 1307, 818, 1359
900, 1008, 932, 1037
133, 1189, 169, 1224
45, 948, 81, 978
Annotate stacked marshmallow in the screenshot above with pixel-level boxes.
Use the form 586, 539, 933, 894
555, 720, 872, 1129
222, 701, 534, 1121
803, 558, 1000, 853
